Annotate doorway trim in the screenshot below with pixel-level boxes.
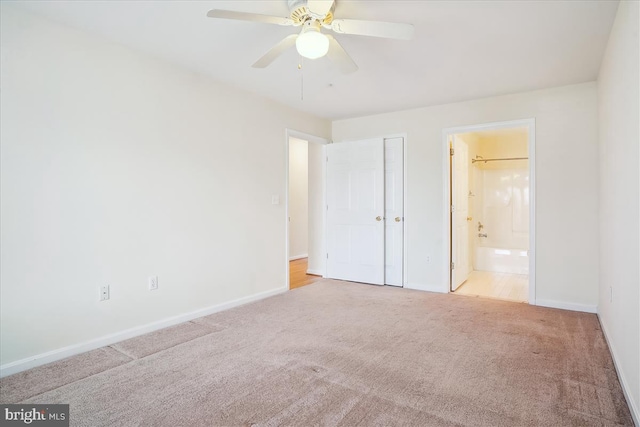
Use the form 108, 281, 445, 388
285, 129, 330, 290
441, 119, 536, 304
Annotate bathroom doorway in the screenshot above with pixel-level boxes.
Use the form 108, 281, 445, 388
444, 119, 535, 304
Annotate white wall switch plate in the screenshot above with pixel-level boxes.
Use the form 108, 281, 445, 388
271, 195, 280, 205
148, 276, 159, 291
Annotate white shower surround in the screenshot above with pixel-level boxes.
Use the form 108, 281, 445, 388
475, 246, 529, 275
473, 166, 530, 274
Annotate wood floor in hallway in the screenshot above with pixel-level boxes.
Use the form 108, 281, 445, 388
289, 258, 323, 290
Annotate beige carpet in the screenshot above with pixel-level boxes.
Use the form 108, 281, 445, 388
0, 279, 633, 426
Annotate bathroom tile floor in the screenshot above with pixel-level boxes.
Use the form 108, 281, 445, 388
454, 270, 528, 303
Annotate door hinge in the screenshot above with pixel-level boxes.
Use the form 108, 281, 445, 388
450, 262, 455, 270
326, 253, 329, 259
450, 205, 455, 213
326, 156, 329, 162
450, 148, 455, 156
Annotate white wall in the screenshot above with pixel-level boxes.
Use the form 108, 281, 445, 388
307, 142, 325, 275
288, 138, 308, 260
0, 6, 330, 368
333, 82, 599, 310
597, 0, 640, 422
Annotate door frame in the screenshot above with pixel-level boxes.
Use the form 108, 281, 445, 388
328, 133, 408, 287
285, 129, 330, 290
441, 119, 536, 304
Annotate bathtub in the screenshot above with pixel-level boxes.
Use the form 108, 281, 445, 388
475, 246, 529, 275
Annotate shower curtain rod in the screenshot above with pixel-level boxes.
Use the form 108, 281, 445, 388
471, 157, 528, 164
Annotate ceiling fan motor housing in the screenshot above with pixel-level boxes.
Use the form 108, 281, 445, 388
287, 0, 335, 25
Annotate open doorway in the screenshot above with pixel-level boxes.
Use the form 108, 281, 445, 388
286, 131, 328, 290
444, 120, 535, 304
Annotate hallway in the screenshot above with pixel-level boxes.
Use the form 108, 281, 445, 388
289, 258, 323, 290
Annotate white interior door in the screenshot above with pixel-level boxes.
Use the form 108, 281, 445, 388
326, 139, 385, 285
452, 136, 470, 291
384, 138, 404, 286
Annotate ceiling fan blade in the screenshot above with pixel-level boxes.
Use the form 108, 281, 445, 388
252, 34, 299, 68
330, 19, 414, 40
307, 0, 334, 17
207, 9, 294, 26
326, 35, 358, 74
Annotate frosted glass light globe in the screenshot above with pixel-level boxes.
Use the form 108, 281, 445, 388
296, 28, 330, 59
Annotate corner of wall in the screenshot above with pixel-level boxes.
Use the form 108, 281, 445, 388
597, 313, 640, 426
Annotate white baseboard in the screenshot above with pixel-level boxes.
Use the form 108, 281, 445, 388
598, 315, 640, 426
289, 254, 308, 261
535, 299, 597, 313
0, 286, 288, 378
306, 269, 324, 276
404, 283, 447, 293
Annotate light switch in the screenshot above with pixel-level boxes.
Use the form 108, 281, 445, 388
271, 195, 280, 205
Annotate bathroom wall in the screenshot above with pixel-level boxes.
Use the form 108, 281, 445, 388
477, 129, 528, 170
470, 130, 529, 252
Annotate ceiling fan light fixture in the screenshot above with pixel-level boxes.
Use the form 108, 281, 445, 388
296, 23, 330, 59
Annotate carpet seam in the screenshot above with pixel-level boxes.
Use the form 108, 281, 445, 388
15, 324, 227, 403
11, 354, 135, 404
107, 320, 226, 361
108, 345, 139, 361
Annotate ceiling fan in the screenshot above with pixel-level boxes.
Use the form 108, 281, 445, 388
207, 0, 414, 74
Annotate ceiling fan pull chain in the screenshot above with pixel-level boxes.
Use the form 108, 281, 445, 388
299, 57, 304, 101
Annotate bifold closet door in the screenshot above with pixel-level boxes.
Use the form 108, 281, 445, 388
326, 139, 385, 285
384, 137, 404, 286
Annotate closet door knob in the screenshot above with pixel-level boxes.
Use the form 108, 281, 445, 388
376, 216, 383, 221
395, 217, 401, 222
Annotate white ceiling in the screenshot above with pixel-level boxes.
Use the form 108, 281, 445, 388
9, 0, 619, 120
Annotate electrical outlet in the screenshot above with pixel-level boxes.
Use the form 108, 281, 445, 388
100, 285, 110, 301
148, 276, 159, 291
610, 286, 613, 302
426, 256, 431, 263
